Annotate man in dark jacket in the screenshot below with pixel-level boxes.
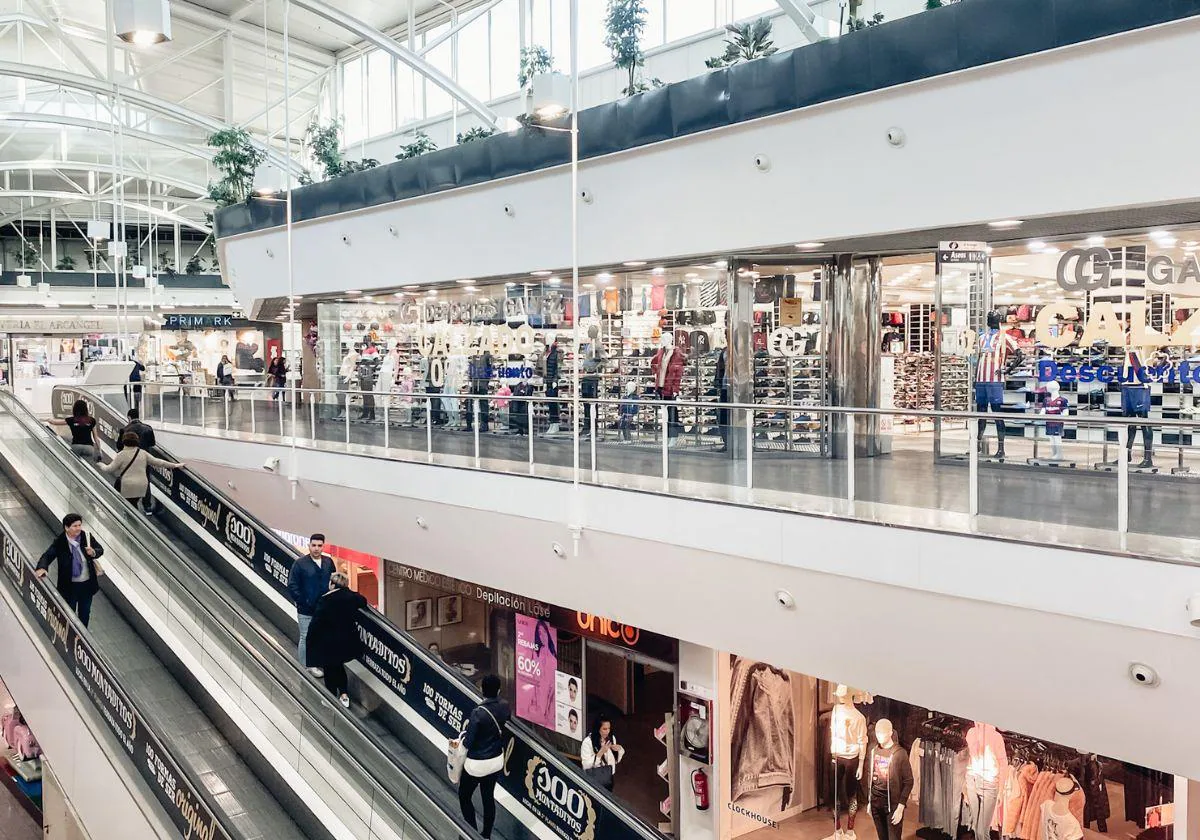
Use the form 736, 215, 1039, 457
34, 513, 105, 628
305, 571, 367, 708
119, 408, 158, 515
287, 532, 334, 672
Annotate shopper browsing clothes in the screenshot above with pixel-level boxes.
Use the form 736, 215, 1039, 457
287, 533, 335, 673
34, 513, 104, 628
457, 674, 510, 839
47, 399, 100, 461
100, 432, 185, 509
304, 571, 367, 708
580, 715, 625, 791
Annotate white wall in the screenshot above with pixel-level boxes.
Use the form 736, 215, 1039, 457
0, 589, 173, 840
160, 431, 1200, 781
223, 16, 1200, 312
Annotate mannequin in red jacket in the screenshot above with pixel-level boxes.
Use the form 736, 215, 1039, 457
651, 333, 687, 440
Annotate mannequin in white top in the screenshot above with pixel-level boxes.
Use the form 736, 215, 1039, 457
831, 684, 868, 840
443, 353, 467, 429
333, 347, 360, 421
378, 346, 399, 408
1041, 778, 1083, 840
579, 715, 624, 792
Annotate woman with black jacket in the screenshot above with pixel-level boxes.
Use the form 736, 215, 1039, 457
457, 674, 510, 838
34, 513, 104, 627
304, 571, 367, 708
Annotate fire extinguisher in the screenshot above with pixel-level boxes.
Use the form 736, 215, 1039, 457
691, 768, 709, 811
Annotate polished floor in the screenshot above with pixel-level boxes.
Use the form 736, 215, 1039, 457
127, 392, 1200, 561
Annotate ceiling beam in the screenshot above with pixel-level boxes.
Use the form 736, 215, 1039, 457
289, 0, 501, 128
230, 0, 266, 23
0, 61, 305, 176
24, 0, 105, 79
129, 30, 225, 82
0, 191, 210, 232
0, 161, 208, 196
168, 0, 335, 69
0, 112, 214, 160
774, 0, 825, 42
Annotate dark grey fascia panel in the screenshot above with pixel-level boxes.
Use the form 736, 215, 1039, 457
215, 0, 1200, 240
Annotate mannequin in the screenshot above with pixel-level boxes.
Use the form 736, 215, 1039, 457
333, 346, 360, 421
398, 366, 415, 425
1040, 778, 1083, 840
378, 345, 399, 411
869, 720, 913, 840
974, 311, 1022, 459
618, 381, 638, 442
650, 332, 687, 440
443, 353, 466, 429
831, 684, 868, 840
1041, 381, 1067, 460
357, 348, 379, 422
962, 722, 1007, 840
580, 325, 604, 438
544, 337, 563, 434
1118, 344, 1158, 468
466, 350, 493, 432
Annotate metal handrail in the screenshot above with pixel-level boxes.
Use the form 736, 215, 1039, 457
2, 390, 460, 840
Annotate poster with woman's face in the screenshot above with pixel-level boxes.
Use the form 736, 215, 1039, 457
555, 703, 582, 740
514, 615, 557, 730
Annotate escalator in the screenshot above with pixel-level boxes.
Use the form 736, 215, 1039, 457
64, 385, 668, 840
0, 387, 481, 840
0, 429, 310, 840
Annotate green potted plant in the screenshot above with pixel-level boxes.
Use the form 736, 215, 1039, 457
396, 131, 438, 160
55, 254, 76, 271
846, 11, 884, 30
604, 0, 662, 97
341, 158, 380, 174
706, 17, 778, 69
206, 127, 266, 207
518, 45, 554, 90
457, 126, 496, 145
185, 253, 205, 275
157, 251, 177, 277
18, 244, 38, 270
306, 119, 345, 180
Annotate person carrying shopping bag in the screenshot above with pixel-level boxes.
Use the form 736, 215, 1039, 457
451, 674, 510, 839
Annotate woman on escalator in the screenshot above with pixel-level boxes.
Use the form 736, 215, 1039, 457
305, 571, 367, 709
47, 399, 100, 462
99, 432, 185, 507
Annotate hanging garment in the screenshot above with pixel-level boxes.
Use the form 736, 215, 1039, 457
1004, 764, 1039, 837
651, 284, 666, 311
729, 659, 795, 807
701, 279, 720, 308
1067, 755, 1109, 829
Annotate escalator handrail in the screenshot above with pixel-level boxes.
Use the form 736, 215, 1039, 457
9, 390, 461, 840
79, 387, 668, 840
0, 488, 242, 840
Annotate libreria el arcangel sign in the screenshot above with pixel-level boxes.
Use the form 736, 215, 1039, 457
1033, 249, 1200, 384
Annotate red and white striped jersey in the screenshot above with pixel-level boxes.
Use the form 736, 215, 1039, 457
975, 329, 1018, 383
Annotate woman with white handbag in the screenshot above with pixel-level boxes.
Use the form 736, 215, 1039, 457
451, 674, 510, 838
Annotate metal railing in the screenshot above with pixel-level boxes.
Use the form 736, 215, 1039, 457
133, 382, 1200, 561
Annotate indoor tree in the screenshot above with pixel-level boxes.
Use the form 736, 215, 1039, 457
18, 244, 38, 270
706, 17, 778, 69
306, 119, 345, 180
185, 253, 206, 275
846, 11, 885, 29
604, 0, 658, 97
157, 251, 177, 277
206, 127, 265, 207
340, 158, 380, 174
518, 45, 554, 89
55, 253, 76, 271
396, 131, 438, 160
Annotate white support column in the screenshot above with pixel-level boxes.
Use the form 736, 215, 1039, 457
223, 33, 235, 122
173, 221, 181, 274
49, 208, 57, 268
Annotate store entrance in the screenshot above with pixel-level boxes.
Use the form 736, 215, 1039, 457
583, 643, 676, 832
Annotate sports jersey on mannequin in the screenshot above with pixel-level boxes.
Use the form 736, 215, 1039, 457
831, 684, 868, 839
974, 312, 1022, 459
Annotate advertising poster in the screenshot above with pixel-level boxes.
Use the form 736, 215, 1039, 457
515, 614, 557, 730
554, 670, 583, 741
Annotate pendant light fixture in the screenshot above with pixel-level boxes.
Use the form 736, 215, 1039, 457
114, 0, 172, 45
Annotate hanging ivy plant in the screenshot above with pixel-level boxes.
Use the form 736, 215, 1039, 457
518, 45, 554, 89
206, 127, 265, 207
457, 126, 497, 145
396, 131, 438, 161
706, 17, 778, 69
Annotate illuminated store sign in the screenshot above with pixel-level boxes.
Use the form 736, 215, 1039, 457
1056, 248, 1200, 292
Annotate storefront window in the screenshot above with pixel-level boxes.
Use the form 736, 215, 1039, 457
720, 655, 1174, 840
138, 325, 266, 385
382, 559, 678, 829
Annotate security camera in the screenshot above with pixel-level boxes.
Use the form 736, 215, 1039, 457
503, 203, 515, 217
1187, 593, 1200, 627
775, 589, 796, 609
262, 456, 280, 472
265, 248, 274, 259
1128, 662, 1159, 687
579, 188, 594, 204
341, 234, 352, 246
886, 126, 906, 147
753, 154, 771, 172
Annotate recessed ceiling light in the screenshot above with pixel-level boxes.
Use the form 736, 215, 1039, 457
1086, 235, 1106, 246
623, 261, 646, 267
685, 272, 699, 278
504, 282, 516, 287
651, 266, 665, 275
548, 277, 562, 285
795, 242, 825, 249
464, 286, 478, 292
596, 272, 614, 282
988, 220, 1023, 229
712, 260, 728, 269
531, 270, 553, 277
1028, 241, 1046, 252
1149, 230, 1170, 240
346, 289, 363, 294
426, 290, 438, 296
456, 278, 474, 284
402, 284, 419, 289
